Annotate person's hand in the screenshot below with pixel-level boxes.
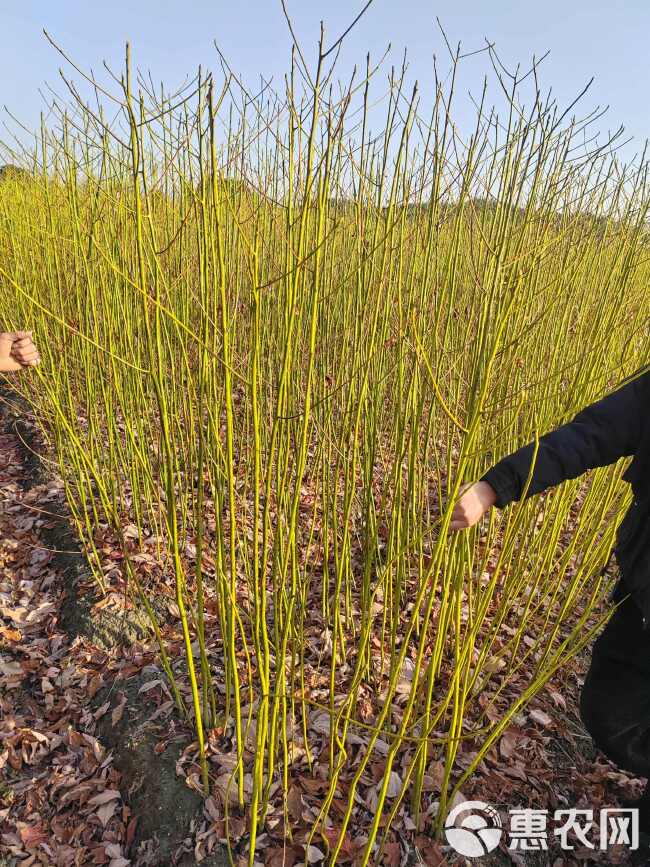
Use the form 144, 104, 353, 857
0, 331, 41, 373
449, 481, 497, 531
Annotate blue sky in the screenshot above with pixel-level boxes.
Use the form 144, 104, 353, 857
1, 1, 648, 162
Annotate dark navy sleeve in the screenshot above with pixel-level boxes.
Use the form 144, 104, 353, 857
480, 366, 650, 509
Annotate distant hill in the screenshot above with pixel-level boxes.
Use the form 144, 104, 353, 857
0, 164, 31, 182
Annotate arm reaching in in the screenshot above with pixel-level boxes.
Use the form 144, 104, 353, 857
450, 365, 650, 530
479, 367, 649, 509
0, 331, 40, 372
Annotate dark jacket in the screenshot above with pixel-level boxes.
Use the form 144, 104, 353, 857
480, 364, 650, 628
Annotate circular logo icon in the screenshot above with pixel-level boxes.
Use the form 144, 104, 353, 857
444, 800, 503, 857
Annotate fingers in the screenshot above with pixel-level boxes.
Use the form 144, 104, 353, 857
449, 515, 476, 532
448, 480, 496, 532
449, 506, 470, 532
12, 337, 36, 350
10, 337, 40, 367
14, 352, 41, 367
1, 330, 32, 340
0, 332, 40, 370
449, 508, 474, 531
439, 482, 498, 533
448, 482, 479, 532
17, 353, 41, 367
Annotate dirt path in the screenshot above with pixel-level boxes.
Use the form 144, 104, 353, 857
0, 411, 136, 864
0, 394, 226, 866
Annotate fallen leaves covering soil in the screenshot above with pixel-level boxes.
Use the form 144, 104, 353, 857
0, 420, 133, 865
0, 394, 226, 866
1, 387, 648, 867
443, 644, 648, 867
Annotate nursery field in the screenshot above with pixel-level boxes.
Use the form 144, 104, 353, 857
1, 36, 650, 867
